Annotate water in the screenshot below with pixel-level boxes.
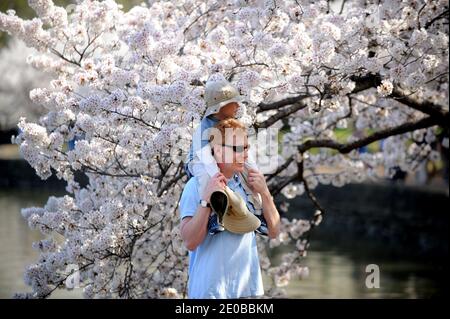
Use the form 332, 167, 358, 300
0, 189, 80, 298
276, 242, 446, 298
0, 189, 446, 299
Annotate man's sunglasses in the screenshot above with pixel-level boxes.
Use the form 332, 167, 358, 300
222, 144, 250, 153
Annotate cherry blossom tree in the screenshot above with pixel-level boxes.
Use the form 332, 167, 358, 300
0, 38, 51, 131
0, 0, 448, 298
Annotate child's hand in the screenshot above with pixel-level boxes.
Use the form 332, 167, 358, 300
202, 173, 227, 202
247, 169, 270, 196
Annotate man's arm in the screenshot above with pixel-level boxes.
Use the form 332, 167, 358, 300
247, 169, 280, 239
180, 207, 211, 251
260, 191, 281, 239
180, 172, 227, 251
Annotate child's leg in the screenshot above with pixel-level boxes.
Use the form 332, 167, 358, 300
190, 158, 224, 235
192, 144, 220, 197
190, 164, 219, 199
196, 170, 212, 201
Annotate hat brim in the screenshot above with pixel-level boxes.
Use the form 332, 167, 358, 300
204, 96, 243, 117
210, 189, 229, 222
223, 212, 261, 234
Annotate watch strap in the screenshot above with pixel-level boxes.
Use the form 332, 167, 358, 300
199, 199, 211, 208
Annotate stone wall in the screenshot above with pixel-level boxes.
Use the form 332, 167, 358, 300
1, 159, 448, 258
0, 159, 86, 188
281, 181, 449, 259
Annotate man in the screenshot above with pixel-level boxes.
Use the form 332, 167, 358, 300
179, 118, 280, 299
184, 77, 268, 236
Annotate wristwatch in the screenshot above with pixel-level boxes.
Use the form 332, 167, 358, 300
199, 199, 211, 208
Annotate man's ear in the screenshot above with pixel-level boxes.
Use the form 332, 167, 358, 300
212, 144, 222, 163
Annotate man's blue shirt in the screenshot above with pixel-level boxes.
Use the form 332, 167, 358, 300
179, 175, 264, 299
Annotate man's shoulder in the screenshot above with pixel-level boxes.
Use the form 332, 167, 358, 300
179, 177, 200, 219
182, 177, 199, 195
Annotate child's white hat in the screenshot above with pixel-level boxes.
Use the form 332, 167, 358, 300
204, 78, 243, 117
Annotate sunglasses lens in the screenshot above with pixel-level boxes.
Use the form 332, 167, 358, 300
222, 145, 248, 152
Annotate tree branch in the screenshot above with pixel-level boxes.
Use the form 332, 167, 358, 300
391, 88, 449, 128
257, 74, 381, 115
425, 9, 449, 29
350, 73, 382, 93
298, 116, 440, 154
339, 0, 347, 14
266, 155, 294, 182
256, 101, 308, 129
269, 174, 298, 197
257, 94, 309, 113
349, 74, 448, 127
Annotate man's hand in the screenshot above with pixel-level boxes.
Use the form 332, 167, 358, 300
248, 168, 280, 239
247, 169, 270, 196
202, 172, 227, 202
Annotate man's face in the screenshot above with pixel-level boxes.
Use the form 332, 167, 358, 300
213, 129, 248, 173
218, 102, 239, 118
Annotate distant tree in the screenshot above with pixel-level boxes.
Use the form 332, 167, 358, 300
0, 38, 51, 131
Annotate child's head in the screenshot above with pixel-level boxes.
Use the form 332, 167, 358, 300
204, 78, 242, 119
217, 102, 239, 119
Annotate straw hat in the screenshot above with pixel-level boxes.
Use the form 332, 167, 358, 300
204, 79, 243, 117
210, 187, 228, 225
219, 186, 261, 234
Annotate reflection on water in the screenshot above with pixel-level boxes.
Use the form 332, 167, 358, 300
0, 189, 446, 299
275, 243, 446, 298
0, 189, 81, 298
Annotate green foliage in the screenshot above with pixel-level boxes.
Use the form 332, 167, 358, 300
333, 127, 351, 142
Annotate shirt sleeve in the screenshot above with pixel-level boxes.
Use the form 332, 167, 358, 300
179, 178, 200, 221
